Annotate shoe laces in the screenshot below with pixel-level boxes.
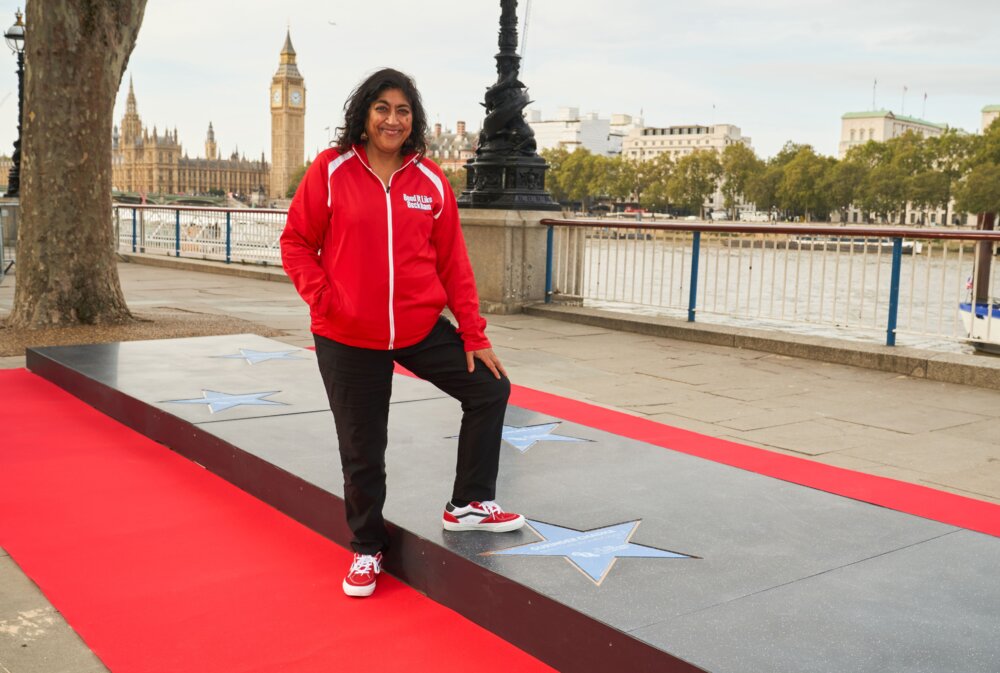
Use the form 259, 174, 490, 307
349, 553, 381, 577
479, 500, 503, 515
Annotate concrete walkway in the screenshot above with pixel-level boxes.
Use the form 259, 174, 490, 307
2, 257, 998, 671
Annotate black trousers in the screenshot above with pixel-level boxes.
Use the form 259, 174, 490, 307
314, 317, 511, 555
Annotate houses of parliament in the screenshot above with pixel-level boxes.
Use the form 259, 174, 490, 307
112, 32, 305, 201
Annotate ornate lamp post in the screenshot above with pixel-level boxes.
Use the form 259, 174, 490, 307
4, 8, 25, 198
457, 0, 559, 211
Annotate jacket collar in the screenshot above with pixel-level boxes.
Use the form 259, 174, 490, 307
351, 143, 418, 171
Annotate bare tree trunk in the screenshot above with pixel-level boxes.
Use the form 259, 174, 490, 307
973, 212, 995, 304
9, 0, 147, 327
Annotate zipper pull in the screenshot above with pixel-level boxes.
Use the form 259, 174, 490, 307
385, 184, 391, 194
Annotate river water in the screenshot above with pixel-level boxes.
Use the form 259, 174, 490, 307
553, 234, 999, 355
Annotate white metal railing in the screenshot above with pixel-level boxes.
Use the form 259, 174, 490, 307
543, 220, 1000, 350
114, 205, 288, 266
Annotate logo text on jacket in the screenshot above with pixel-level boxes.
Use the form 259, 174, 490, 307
403, 193, 433, 211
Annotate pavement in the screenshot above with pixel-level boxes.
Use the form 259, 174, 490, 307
2, 256, 999, 672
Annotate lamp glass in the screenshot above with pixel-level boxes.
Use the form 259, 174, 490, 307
4, 11, 24, 54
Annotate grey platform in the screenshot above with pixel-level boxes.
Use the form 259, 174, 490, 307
26, 334, 1000, 673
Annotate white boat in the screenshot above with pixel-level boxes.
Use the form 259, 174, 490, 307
959, 302, 1000, 354
791, 236, 923, 255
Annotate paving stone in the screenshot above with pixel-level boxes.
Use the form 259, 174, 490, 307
0, 557, 108, 673
842, 435, 999, 475
829, 402, 988, 434
737, 418, 904, 456
715, 406, 822, 431
925, 462, 1000, 502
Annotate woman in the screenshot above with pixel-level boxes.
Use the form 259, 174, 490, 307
280, 68, 524, 598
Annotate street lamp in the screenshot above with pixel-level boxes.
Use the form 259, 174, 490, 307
4, 7, 24, 198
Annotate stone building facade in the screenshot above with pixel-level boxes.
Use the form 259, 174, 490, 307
621, 123, 749, 162
269, 31, 306, 198
621, 124, 752, 212
112, 79, 270, 197
526, 108, 642, 156
838, 110, 946, 159
425, 121, 475, 171
982, 105, 1000, 132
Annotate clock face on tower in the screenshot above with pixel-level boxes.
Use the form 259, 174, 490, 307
290, 90, 302, 106
272, 89, 281, 105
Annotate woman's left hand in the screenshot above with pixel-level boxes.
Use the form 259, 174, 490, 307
466, 348, 507, 379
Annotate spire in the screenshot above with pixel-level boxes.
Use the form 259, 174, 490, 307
282, 30, 296, 57
126, 75, 137, 114
279, 29, 298, 67
274, 29, 302, 78
205, 121, 217, 161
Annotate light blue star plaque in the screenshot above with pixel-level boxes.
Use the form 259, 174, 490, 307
487, 519, 693, 585
501, 422, 590, 452
213, 348, 306, 365
163, 390, 287, 414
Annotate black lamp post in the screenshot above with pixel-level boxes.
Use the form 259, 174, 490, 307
4, 7, 24, 197
457, 0, 559, 210
4, 8, 24, 198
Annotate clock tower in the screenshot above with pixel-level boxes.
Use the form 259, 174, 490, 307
270, 30, 306, 199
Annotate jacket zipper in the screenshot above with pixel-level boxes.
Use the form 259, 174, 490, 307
383, 182, 396, 349
356, 149, 416, 350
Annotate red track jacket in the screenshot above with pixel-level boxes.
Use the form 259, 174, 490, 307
280, 145, 490, 352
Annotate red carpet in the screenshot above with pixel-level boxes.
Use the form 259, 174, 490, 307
505, 382, 1000, 539
0, 369, 554, 673
404, 362, 999, 539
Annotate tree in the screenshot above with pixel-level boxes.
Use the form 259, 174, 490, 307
442, 168, 467, 197
954, 163, 1000, 215
745, 141, 803, 218
539, 147, 571, 203
612, 154, 672, 209
667, 150, 721, 218
720, 142, 762, 218
745, 163, 783, 216
285, 160, 312, 198
858, 164, 907, 223
10, 0, 148, 327
824, 159, 868, 223
559, 149, 603, 210
907, 170, 950, 224
777, 146, 835, 221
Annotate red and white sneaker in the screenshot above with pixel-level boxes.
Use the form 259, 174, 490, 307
343, 552, 382, 597
442, 500, 525, 532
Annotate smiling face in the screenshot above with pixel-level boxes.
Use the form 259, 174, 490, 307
365, 88, 413, 158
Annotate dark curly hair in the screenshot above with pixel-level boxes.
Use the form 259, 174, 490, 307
335, 68, 428, 156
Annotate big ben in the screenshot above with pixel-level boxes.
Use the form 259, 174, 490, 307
270, 31, 305, 199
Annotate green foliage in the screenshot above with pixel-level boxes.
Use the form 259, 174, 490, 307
540, 147, 677, 211
825, 159, 868, 220
612, 154, 672, 207
908, 170, 951, 216
442, 168, 467, 196
285, 160, 312, 198
746, 163, 783, 213
954, 163, 1000, 215
720, 142, 763, 216
667, 150, 722, 216
858, 164, 907, 221
777, 146, 836, 220
539, 147, 572, 202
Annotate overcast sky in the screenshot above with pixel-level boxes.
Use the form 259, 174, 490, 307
0, 0, 997, 162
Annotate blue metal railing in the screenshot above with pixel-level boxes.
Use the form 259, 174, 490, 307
688, 231, 700, 323
114, 205, 285, 267
542, 219, 1000, 348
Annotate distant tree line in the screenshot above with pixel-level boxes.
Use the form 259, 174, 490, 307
453, 119, 1000, 223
